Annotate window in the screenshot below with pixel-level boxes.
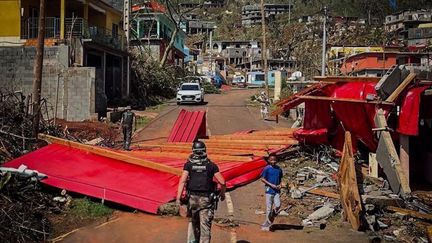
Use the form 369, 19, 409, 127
256, 74, 265, 81
138, 20, 158, 38
181, 84, 199, 90
112, 24, 118, 38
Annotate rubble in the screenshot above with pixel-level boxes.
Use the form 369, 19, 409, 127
278, 141, 432, 242
0, 170, 65, 242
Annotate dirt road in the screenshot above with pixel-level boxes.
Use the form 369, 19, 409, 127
62, 89, 368, 243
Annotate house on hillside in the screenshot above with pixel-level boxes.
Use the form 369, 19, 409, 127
385, 9, 432, 41
242, 3, 293, 27
0, 0, 128, 121
130, 12, 186, 66
181, 14, 216, 35
336, 52, 427, 77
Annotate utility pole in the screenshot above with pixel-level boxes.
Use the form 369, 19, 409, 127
32, 0, 46, 139
321, 6, 327, 76
260, 0, 269, 96
209, 30, 213, 75
123, 0, 130, 96
288, 0, 291, 24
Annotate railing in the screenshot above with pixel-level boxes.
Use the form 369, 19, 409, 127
21, 17, 124, 50
21, 17, 60, 39
65, 18, 124, 50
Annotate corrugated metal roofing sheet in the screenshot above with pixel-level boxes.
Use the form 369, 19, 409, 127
167, 109, 206, 142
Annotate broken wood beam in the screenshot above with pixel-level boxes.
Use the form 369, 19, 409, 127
300, 95, 394, 105
338, 131, 363, 230
314, 76, 381, 83
302, 187, 340, 199
387, 206, 432, 221
135, 145, 269, 156
386, 73, 416, 102
139, 142, 283, 150
208, 135, 294, 141
427, 225, 432, 243
374, 109, 411, 195
39, 134, 182, 176
200, 140, 298, 146
127, 151, 253, 162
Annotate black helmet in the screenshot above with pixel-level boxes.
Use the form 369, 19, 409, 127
192, 141, 206, 155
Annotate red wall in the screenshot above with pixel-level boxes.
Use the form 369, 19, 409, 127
340, 53, 397, 74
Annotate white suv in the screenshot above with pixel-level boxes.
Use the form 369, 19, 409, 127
176, 83, 205, 105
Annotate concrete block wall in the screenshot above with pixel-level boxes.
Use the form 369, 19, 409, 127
0, 45, 98, 121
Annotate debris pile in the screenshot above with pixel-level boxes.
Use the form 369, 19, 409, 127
279, 141, 432, 242
0, 168, 65, 242
0, 90, 62, 162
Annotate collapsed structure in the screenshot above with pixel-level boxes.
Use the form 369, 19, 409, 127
273, 66, 432, 196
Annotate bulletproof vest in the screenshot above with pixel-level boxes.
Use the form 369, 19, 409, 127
122, 111, 134, 127
187, 158, 216, 193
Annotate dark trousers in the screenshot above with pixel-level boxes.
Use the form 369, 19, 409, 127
122, 126, 132, 150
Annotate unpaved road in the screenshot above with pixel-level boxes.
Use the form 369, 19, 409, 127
62, 89, 368, 243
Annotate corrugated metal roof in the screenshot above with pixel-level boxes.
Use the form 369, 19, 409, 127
167, 109, 206, 142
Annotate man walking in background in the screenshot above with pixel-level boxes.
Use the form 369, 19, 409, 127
120, 106, 135, 150
261, 155, 283, 231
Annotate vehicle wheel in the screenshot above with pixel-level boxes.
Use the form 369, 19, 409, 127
177, 102, 181, 105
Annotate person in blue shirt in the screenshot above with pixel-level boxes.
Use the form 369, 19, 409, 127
260, 155, 283, 231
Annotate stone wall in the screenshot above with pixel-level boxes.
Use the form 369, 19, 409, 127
0, 45, 98, 121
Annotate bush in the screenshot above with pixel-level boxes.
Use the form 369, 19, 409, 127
129, 50, 192, 109
202, 82, 220, 94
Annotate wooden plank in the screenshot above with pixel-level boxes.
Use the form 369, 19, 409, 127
208, 135, 294, 141
313, 76, 381, 83
374, 109, 411, 195
368, 153, 378, 178
39, 134, 182, 176
300, 95, 394, 105
130, 151, 253, 162
138, 143, 283, 150
386, 73, 416, 102
387, 206, 432, 221
135, 146, 269, 156
338, 132, 363, 230
302, 187, 340, 199
200, 139, 298, 145
427, 225, 432, 243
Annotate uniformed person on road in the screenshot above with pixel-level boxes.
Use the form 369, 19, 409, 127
176, 141, 226, 243
120, 106, 135, 150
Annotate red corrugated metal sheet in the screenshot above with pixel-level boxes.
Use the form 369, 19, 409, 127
168, 109, 206, 142
398, 86, 430, 136
3, 143, 271, 214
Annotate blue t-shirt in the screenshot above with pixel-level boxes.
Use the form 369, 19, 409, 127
261, 165, 283, 195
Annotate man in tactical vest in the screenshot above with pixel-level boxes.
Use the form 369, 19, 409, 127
120, 106, 135, 150
176, 141, 226, 243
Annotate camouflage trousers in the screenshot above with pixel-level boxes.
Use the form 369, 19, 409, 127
188, 194, 214, 243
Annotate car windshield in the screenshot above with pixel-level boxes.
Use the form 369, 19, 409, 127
181, 84, 199, 91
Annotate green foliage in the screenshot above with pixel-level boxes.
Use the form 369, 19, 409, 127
135, 116, 152, 131
202, 82, 221, 94
69, 198, 113, 219
129, 50, 191, 109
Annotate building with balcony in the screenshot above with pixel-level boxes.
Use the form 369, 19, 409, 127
408, 23, 432, 48
179, 0, 225, 9
385, 9, 432, 41
337, 52, 424, 77
242, 3, 293, 27
0, 0, 128, 121
182, 14, 216, 35
130, 12, 186, 66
